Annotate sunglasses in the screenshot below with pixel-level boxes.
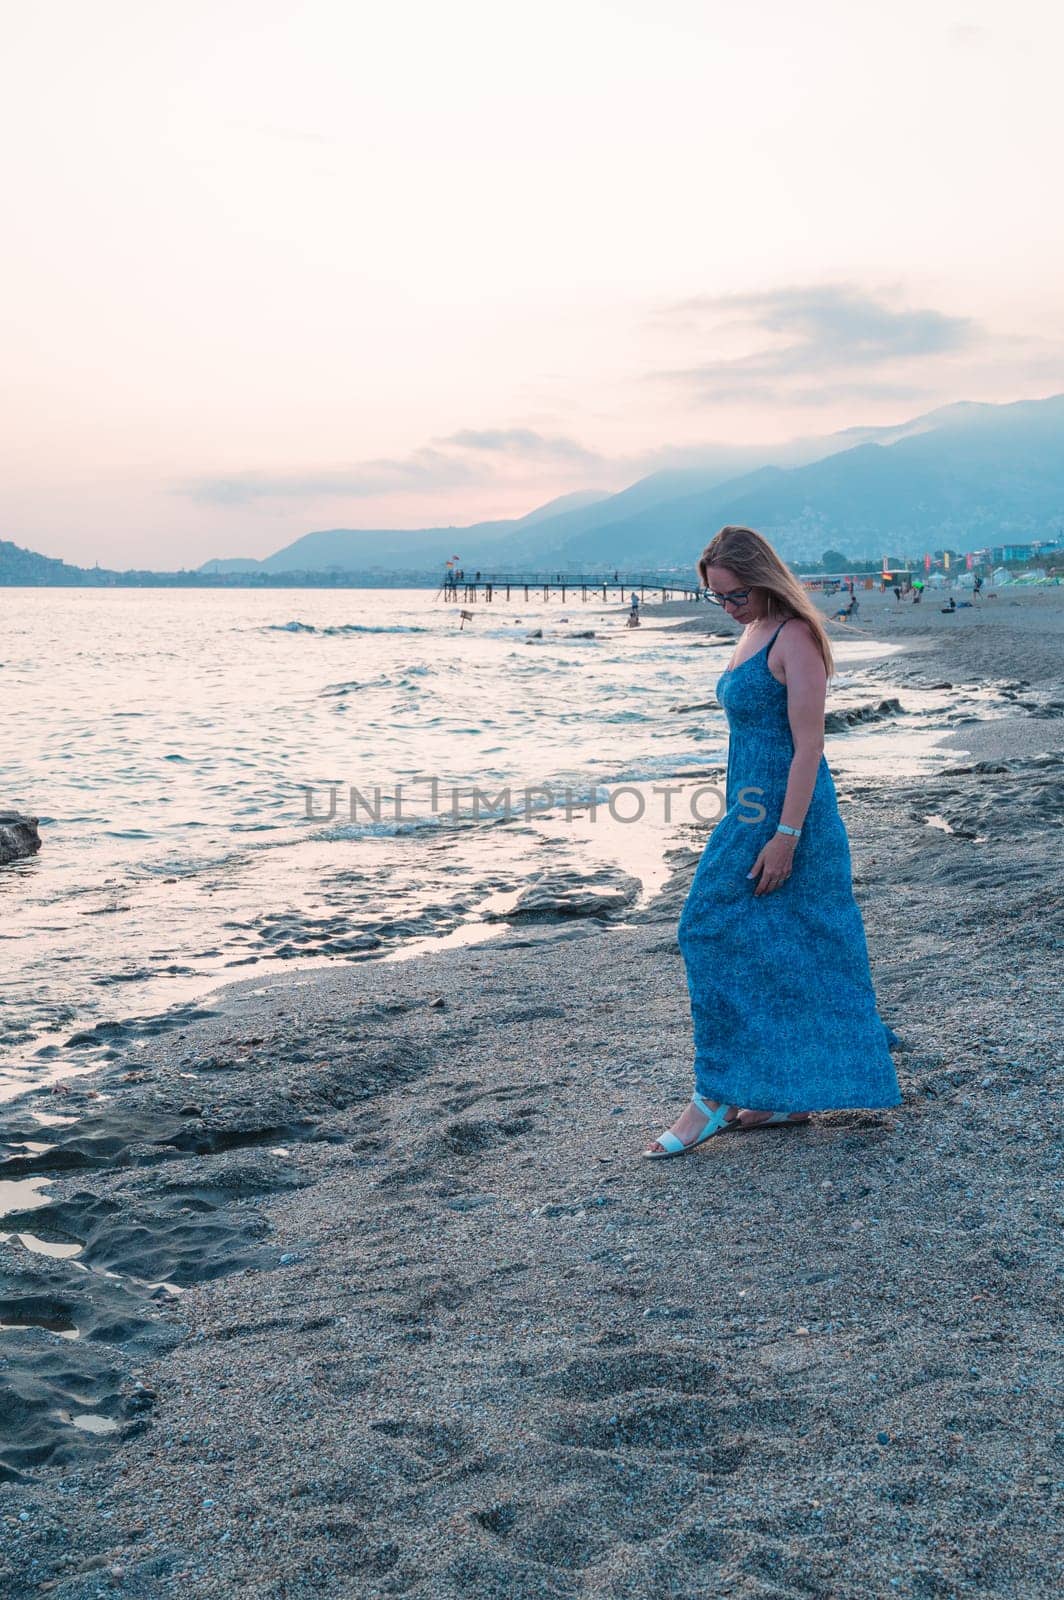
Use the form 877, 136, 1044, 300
706, 588, 751, 609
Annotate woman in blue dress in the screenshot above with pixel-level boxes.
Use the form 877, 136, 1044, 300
644, 525, 900, 1158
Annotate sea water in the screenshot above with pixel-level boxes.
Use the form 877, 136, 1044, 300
0, 587, 734, 1082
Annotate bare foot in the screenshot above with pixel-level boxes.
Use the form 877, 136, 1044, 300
735, 1109, 811, 1129
643, 1098, 739, 1156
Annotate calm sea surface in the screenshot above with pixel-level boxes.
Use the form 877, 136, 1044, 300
1, 587, 917, 1097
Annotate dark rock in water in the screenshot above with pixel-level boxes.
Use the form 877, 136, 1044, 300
0, 811, 41, 865
570, 630, 596, 639
487, 866, 640, 923
525, 629, 543, 640
824, 698, 905, 734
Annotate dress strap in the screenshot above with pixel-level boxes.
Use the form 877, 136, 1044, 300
765, 619, 789, 655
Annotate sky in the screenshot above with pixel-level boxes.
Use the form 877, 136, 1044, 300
1, 0, 1062, 568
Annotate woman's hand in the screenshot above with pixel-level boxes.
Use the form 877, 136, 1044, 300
747, 833, 797, 896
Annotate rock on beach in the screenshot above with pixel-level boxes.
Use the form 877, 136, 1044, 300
0, 810, 41, 864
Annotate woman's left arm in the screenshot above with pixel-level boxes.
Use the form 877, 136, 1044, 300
748, 622, 827, 897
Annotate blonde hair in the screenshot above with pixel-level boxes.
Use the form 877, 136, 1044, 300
698, 524, 835, 678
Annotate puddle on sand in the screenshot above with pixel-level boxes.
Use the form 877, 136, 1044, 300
0, 1178, 84, 1262
0, 1176, 54, 1215
0, 1231, 85, 1260
924, 814, 987, 843
55, 1411, 119, 1435
0, 1315, 79, 1341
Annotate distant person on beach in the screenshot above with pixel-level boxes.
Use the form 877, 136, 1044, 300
941, 595, 957, 613
973, 575, 984, 598
644, 523, 900, 1157
625, 607, 641, 628
893, 585, 902, 604
833, 593, 858, 621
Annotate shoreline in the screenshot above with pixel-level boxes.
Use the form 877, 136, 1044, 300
1, 594, 1062, 1598
0, 611, 914, 1097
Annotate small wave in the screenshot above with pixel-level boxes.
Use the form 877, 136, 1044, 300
316, 814, 452, 841
262, 621, 431, 636
608, 752, 724, 782
320, 664, 434, 698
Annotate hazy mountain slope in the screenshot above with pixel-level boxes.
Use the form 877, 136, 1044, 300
243, 439, 854, 574
551, 394, 1064, 565
256, 520, 514, 573
0, 539, 95, 583
198, 557, 263, 574
510, 490, 610, 528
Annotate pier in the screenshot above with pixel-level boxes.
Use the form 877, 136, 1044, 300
438, 571, 704, 603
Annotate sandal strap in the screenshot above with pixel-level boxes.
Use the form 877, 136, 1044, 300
693, 1103, 732, 1142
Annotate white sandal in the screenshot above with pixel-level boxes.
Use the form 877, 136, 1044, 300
642, 1092, 737, 1159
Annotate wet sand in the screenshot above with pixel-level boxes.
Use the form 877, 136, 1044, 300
1, 590, 1062, 1598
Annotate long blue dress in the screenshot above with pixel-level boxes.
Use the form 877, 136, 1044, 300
677, 622, 901, 1113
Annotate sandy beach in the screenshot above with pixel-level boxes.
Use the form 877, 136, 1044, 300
2, 589, 1062, 1598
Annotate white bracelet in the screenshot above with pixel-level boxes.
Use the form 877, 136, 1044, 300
776, 823, 801, 838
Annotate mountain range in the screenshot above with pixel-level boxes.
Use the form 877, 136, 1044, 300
197, 392, 1064, 575
3, 393, 1062, 586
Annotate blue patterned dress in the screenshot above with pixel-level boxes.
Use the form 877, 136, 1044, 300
677, 623, 901, 1112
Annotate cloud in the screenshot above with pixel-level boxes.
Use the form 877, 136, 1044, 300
185, 448, 480, 506
784, 381, 932, 407
656, 284, 977, 403
439, 427, 606, 464
182, 428, 605, 506
702, 380, 932, 408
